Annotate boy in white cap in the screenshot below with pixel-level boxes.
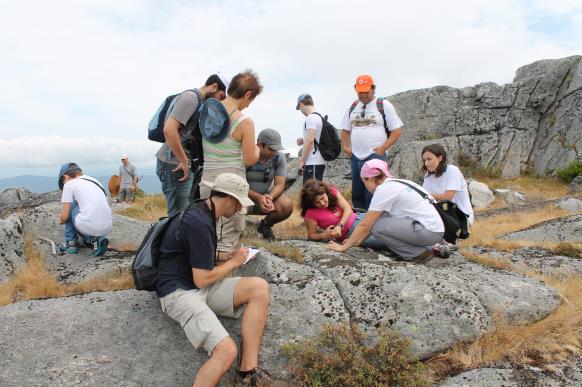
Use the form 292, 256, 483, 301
156, 173, 272, 386
118, 154, 138, 203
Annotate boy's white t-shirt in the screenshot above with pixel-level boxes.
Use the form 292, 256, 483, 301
61, 176, 113, 237
422, 164, 474, 225
303, 113, 325, 165
368, 178, 444, 233
341, 97, 403, 160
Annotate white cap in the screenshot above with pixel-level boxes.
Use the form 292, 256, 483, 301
121, 154, 129, 160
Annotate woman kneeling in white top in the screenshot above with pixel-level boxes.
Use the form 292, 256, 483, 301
421, 144, 474, 231
326, 159, 450, 263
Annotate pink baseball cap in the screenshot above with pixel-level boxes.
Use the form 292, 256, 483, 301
360, 159, 393, 178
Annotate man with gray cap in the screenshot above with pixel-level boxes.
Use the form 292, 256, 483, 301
296, 93, 326, 183
118, 154, 138, 203
246, 128, 293, 240
155, 72, 230, 216
156, 173, 272, 386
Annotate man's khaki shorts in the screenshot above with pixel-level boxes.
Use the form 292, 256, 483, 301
159, 277, 241, 355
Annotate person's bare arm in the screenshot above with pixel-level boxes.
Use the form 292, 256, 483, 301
192, 247, 248, 288
235, 119, 260, 166
299, 129, 316, 167
431, 190, 456, 201
327, 210, 383, 252
373, 128, 401, 155
268, 175, 286, 200
163, 117, 189, 180
335, 190, 354, 227
305, 219, 335, 241
59, 203, 72, 224
341, 130, 352, 157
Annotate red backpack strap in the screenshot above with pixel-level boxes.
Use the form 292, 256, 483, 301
376, 97, 388, 132
348, 100, 359, 117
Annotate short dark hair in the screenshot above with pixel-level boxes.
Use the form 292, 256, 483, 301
299, 179, 338, 217
421, 143, 448, 177
300, 95, 314, 106
227, 69, 263, 99
205, 74, 227, 91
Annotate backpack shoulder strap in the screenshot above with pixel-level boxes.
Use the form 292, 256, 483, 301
390, 179, 433, 202
349, 100, 359, 117
310, 112, 325, 153
376, 97, 388, 131
80, 177, 107, 197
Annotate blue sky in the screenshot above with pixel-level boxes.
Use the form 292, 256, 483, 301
0, 0, 580, 178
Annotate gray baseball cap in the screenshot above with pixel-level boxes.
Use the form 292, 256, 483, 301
257, 128, 284, 150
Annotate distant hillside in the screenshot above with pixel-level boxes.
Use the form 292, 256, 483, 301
0, 175, 162, 194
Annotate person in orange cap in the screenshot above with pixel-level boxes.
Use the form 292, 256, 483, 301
340, 74, 403, 210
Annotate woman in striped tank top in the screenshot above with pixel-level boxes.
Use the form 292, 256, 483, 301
200, 70, 263, 257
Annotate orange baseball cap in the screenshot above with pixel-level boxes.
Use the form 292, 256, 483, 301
355, 74, 374, 92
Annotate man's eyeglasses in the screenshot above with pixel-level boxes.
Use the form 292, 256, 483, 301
360, 104, 367, 118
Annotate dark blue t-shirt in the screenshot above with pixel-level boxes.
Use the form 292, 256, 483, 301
155, 201, 216, 297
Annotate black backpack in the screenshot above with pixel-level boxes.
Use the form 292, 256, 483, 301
132, 210, 186, 291
147, 89, 205, 170
349, 97, 390, 135
391, 179, 462, 244
311, 112, 341, 162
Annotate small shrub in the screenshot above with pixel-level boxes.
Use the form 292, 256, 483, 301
457, 152, 501, 179
553, 242, 582, 258
555, 160, 582, 183
282, 323, 428, 387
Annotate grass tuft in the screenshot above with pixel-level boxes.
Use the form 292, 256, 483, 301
428, 274, 582, 377
116, 193, 167, 222
283, 323, 429, 387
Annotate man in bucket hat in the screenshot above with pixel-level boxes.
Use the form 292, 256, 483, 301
155, 72, 230, 216
156, 173, 272, 386
341, 74, 403, 210
58, 162, 112, 256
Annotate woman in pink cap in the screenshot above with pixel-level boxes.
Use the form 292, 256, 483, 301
326, 159, 450, 262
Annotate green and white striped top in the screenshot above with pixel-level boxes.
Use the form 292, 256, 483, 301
202, 115, 247, 172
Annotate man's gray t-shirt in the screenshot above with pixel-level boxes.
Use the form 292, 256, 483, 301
119, 163, 137, 188
156, 90, 201, 165
246, 151, 287, 194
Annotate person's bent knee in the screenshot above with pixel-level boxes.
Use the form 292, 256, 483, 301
211, 337, 238, 367
251, 277, 269, 300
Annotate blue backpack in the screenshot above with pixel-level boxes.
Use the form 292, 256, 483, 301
147, 89, 203, 143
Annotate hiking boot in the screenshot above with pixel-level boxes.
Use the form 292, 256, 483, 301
257, 220, 275, 241
444, 241, 458, 251
409, 250, 433, 263
93, 237, 109, 256
59, 240, 79, 254
432, 243, 451, 259
236, 367, 272, 386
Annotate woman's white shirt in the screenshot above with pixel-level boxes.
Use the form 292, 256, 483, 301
422, 164, 474, 225
368, 179, 444, 233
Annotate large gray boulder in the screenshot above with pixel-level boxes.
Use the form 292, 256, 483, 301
385, 56, 581, 181
0, 251, 347, 385
0, 188, 37, 208
275, 240, 560, 358
503, 215, 582, 243
468, 180, 495, 209
20, 202, 152, 283
558, 197, 582, 214
0, 214, 25, 283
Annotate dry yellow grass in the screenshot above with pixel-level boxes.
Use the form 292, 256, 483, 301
116, 193, 167, 222
428, 274, 582, 377
0, 237, 134, 306
461, 205, 569, 250
480, 175, 569, 202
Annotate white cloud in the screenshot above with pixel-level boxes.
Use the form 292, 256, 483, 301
0, 0, 581, 174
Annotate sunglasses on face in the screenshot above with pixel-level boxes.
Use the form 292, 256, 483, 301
360, 104, 367, 118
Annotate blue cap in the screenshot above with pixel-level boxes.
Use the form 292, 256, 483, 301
199, 98, 231, 144
58, 162, 81, 190
296, 93, 311, 110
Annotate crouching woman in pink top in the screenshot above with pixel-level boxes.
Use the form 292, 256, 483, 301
299, 179, 382, 248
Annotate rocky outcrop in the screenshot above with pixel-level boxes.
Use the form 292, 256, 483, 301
569, 176, 582, 194
558, 197, 582, 214
0, 214, 25, 282
503, 214, 582, 243
319, 56, 582, 185
0, 252, 347, 385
